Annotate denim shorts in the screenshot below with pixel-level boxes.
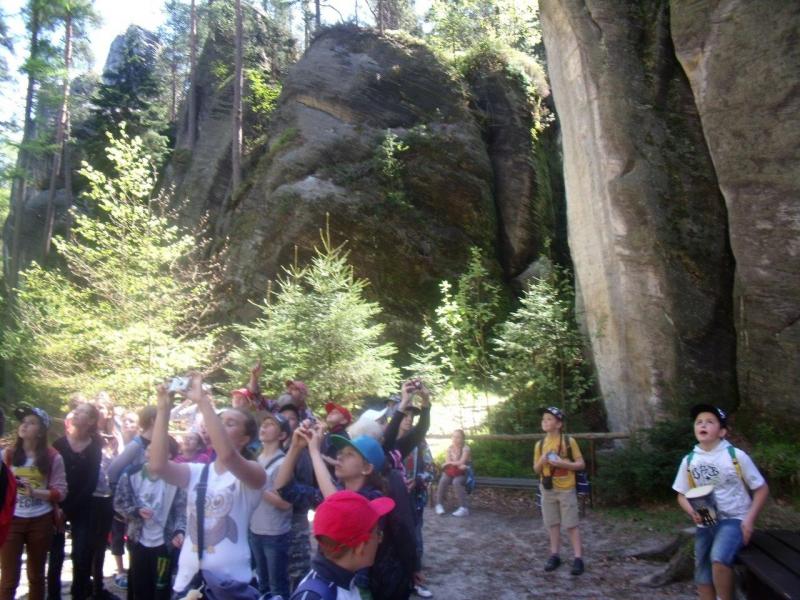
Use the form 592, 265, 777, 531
694, 518, 743, 585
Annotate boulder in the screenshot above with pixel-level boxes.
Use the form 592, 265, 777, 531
169, 25, 508, 354
540, 1, 737, 431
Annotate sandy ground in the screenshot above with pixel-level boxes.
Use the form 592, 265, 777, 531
420, 489, 696, 600
17, 489, 695, 599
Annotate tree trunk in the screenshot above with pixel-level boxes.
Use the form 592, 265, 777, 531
43, 13, 73, 257
187, 0, 197, 148
378, 0, 385, 34
8, 7, 41, 291
315, 0, 321, 30
231, 0, 243, 192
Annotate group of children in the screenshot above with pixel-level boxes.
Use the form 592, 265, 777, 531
0, 372, 770, 600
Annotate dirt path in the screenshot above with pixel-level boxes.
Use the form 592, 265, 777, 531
420, 490, 695, 600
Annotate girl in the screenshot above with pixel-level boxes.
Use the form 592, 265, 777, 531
149, 375, 266, 596
0, 408, 66, 600
435, 429, 471, 517
51, 402, 102, 600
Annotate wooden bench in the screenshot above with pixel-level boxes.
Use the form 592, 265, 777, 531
736, 530, 800, 599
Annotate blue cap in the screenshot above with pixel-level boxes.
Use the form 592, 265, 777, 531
330, 434, 385, 471
15, 406, 51, 430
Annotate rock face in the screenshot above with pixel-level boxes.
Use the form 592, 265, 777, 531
540, 1, 737, 431
168, 26, 558, 354
540, 0, 799, 430
670, 0, 800, 426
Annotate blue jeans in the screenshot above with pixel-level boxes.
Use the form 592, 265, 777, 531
694, 518, 743, 585
249, 530, 291, 599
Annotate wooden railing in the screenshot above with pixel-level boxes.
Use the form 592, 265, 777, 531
427, 432, 631, 507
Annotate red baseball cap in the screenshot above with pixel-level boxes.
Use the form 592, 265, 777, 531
231, 388, 252, 399
313, 490, 395, 548
324, 402, 352, 425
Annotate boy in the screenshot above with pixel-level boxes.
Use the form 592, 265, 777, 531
532, 406, 585, 575
321, 403, 352, 471
249, 412, 293, 600
114, 442, 186, 600
672, 404, 769, 600
291, 490, 395, 600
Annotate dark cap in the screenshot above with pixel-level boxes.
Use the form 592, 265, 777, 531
542, 406, 564, 421
690, 404, 728, 427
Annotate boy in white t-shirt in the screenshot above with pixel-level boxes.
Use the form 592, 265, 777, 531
249, 412, 293, 599
114, 442, 186, 600
672, 404, 769, 600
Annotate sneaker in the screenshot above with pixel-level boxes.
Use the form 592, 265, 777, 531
413, 584, 433, 598
434, 503, 445, 515
452, 507, 469, 517
571, 557, 584, 575
113, 574, 128, 589
544, 554, 561, 572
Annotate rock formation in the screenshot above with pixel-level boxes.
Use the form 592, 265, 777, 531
540, 0, 799, 430
168, 25, 559, 355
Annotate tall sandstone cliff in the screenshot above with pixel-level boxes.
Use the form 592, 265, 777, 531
540, 0, 799, 431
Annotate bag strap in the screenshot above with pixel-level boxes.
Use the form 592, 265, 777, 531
262, 452, 285, 474
686, 451, 696, 488
727, 445, 744, 481
196, 462, 210, 564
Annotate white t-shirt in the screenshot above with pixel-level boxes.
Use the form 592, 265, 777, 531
672, 439, 766, 521
173, 461, 263, 592
13, 458, 52, 518
130, 470, 178, 547
249, 451, 292, 536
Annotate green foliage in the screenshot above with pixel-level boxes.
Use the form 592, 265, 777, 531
373, 130, 409, 206
488, 268, 593, 432
593, 420, 695, 505
408, 247, 503, 392
746, 423, 800, 497
425, 0, 542, 58
245, 70, 281, 117
2, 127, 220, 410
226, 229, 400, 409
469, 438, 532, 477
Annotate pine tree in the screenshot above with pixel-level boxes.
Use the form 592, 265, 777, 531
492, 268, 592, 414
227, 228, 399, 408
411, 247, 504, 392
3, 126, 220, 409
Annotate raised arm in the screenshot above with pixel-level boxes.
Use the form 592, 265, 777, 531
189, 377, 265, 490
307, 424, 337, 498
149, 383, 191, 489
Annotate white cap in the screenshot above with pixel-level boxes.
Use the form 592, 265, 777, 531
360, 407, 388, 422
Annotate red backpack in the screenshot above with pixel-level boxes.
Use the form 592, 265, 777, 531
0, 451, 18, 546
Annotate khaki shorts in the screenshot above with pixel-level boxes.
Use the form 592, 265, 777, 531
540, 486, 580, 529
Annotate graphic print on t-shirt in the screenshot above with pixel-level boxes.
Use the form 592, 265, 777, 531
188, 481, 238, 552
14, 464, 45, 510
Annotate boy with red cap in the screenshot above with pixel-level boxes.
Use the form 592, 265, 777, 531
291, 490, 394, 600
321, 403, 352, 472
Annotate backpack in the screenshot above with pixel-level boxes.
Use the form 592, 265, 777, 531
535, 436, 590, 496
291, 576, 337, 600
685, 444, 744, 489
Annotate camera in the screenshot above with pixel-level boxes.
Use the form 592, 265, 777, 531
542, 476, 553, 490
167, 377, 191, 394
